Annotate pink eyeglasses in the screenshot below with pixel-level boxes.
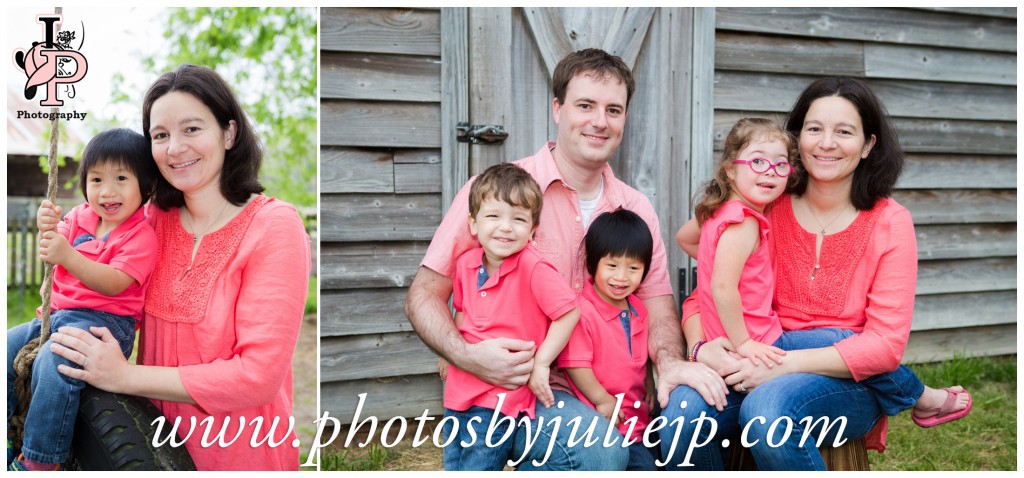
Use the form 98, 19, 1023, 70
733, 158, 792, 177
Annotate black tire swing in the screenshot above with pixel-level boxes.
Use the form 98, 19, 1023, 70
9, 15, 194, 468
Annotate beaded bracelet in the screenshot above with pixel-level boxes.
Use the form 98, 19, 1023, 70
689, 339, 705, 362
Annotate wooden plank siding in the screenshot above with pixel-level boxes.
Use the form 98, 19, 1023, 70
709, 7, 1017, 364
319, 8, 445, 424
714, 8, 1016, 52
320, 7, 1017, 425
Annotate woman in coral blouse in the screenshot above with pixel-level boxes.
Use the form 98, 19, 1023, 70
48, 64, 311, 470
660, 77, 969, 470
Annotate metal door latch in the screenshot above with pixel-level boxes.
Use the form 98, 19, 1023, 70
456, 122, 508, 144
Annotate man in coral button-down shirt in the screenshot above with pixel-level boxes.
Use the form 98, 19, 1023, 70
406, 48, 728, 470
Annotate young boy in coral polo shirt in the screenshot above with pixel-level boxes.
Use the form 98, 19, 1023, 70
441, 162, 580, 471
559, 209, 659, 471
8, 128, 159, 470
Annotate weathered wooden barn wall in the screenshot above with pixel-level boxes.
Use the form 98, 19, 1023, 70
319, 7, 446, 422
320, 7, 1017, 424
705, 7, 1017, 362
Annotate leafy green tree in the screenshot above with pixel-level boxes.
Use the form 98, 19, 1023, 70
116, 7, 317, 209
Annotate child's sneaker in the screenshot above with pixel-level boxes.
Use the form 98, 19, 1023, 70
8, 454, 60, 471
7, 455, 27, 471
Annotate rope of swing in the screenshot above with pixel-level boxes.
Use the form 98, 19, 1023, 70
9, 7, 64, 450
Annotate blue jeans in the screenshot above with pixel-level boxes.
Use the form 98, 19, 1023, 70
443, 390, 629, 470
660, 328, 924, 470
776, 328, 923, 416
7, 309, 136, 464
441, 406, 518, 470
512, 390, 629, 470
626, 441, 660, 470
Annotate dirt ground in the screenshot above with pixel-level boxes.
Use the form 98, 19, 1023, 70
292, 312, 318, 459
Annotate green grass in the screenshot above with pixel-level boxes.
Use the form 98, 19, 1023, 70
305, 276, 318, 315
869, 354, 1017, 471
7, 287, 40, 328
320, 444, 397, 471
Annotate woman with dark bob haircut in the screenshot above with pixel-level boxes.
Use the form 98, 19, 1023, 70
663, 76, 969, 470
48, 64, 311, 471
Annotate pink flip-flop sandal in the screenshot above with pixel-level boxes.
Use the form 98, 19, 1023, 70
912, 387, 972, 428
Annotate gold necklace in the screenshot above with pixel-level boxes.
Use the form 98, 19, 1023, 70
183, 200, 231, 246
804, 199, 849, 236
803, 198, 849, 280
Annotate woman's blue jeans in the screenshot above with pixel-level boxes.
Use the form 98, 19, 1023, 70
7, 309, 135, 465
659, 328, 924, 470
442, 390, 629, 470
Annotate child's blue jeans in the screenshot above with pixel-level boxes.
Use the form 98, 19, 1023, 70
443, 390, 631, 470
774, 328, 923, 416
659, 327, 924, 470
7, 308, 136, 465
441, 406, 518, 471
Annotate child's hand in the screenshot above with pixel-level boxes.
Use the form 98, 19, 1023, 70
736, 339, 786, 369
437, 357, 450, 381
37, 200, 62, 232
594, 396, 625, 426
38, 230, 73, 266
528, 365, 554, 408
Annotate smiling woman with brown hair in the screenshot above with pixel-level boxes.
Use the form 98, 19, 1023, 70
47, 64, 311, 471
663, 77, 971, 471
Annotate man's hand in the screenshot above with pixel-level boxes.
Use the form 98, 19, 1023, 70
407, 267, 536, 389
655, 357, 729, 411
437, 357, 450, 381
461, 338, 536, 390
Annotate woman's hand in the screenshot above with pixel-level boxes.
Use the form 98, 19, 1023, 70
49, 326, 130, 394
724, 355, 788, 393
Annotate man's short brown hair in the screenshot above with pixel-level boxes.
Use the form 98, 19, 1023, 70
551, 48, 635, 109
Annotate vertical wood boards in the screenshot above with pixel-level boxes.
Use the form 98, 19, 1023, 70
468, 8, 513, 174
686, 8, 716, 296
441, 8, 469, 214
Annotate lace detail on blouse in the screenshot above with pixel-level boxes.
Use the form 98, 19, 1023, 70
144, 195, 270, 324
771, 194, 883, 318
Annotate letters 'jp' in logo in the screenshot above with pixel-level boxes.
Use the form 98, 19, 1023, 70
13, 15, 88, 107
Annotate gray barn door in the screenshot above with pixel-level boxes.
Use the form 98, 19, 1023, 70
442, 6, 704, 298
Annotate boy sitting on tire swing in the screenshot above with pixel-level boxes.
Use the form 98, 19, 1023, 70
7, 128, 159, 471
